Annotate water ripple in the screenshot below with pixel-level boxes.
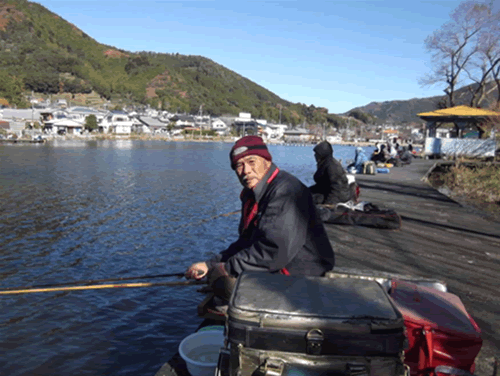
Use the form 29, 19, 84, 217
0, 141, 362, 376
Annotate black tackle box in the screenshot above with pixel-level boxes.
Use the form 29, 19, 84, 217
227, 272, 406, 356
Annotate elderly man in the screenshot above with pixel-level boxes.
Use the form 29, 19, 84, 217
185, 136, 335, 298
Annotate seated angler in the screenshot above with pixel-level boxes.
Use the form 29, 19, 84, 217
309, 140, 352, 205
347, 147, 368, 174
398, 146, 413, 165
371, 143, 388, 163
185, 136, 335, 303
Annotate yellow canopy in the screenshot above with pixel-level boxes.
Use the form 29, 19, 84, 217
418, 105, 500, 118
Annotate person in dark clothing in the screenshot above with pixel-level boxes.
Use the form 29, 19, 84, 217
186, 136, 335, 301
370, 144, 388, 163
309, 140, 352, 205
398, 146, 412, 165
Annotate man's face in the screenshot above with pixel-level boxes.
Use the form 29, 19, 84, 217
235, 155, 271, 189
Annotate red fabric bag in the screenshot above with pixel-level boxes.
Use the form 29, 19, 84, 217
389, 280, 482, 376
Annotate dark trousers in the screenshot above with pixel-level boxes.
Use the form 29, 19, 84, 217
211, 276, 237, 303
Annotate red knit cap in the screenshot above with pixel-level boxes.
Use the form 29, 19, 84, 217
230, 136, 272, 169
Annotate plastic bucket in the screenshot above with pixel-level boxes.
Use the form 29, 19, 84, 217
178, 330, 225, 376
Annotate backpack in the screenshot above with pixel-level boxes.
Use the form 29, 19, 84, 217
363, 161, 376, 175
390, 280, 482, 376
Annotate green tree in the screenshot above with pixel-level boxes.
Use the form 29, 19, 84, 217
0, 71, 27, 107
84, 115, 98, 131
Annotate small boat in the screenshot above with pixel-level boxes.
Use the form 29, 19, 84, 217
156, 268, 483, 376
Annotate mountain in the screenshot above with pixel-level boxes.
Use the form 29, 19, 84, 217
346, 82, 499, 124
2, 0, 497, 127
1, 0, 329, 125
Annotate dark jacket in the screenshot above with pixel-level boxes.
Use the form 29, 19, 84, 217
399, 147, 412, 164
309, 141, 352, 205
370, 144, 389, 163
207, 163, 335, 277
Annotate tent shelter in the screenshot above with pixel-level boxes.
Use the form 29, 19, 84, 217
418, 105, 499, 158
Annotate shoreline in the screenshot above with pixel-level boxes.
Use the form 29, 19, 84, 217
2, 134, 419, 148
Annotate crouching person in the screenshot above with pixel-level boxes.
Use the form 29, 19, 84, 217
185, 136, 335, 304
309, 140, 353, 205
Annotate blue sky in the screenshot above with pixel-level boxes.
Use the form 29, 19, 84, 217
35, 0, 468, 113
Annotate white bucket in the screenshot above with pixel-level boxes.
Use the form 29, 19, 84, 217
178, 330, 225, 376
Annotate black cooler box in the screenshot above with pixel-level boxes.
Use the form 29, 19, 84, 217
224, 272, 407, 376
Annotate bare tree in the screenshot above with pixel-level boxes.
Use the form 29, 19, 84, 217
420, 1, 497, 108
477, 21, 500, 105
466, 5, 500, 106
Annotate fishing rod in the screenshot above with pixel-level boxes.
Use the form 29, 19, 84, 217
0, 209, 242, 295
1, 272, 188, 291
0, 279, 206, 295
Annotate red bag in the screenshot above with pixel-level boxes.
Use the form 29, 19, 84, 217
390, 280, 482, 376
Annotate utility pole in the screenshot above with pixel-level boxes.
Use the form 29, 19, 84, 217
199, 105, 203, 139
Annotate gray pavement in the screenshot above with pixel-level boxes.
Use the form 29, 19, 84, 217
325, 158, 500, 375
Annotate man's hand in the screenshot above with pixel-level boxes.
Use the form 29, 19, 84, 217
207, 263, 229, 286
185, 262, 209, 280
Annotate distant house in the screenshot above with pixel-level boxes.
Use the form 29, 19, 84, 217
234, 120, 259, 136
171, 114, 196, 128
382, 128, 399, 141
326, 135, 342, 144
262, 123, 288, 140
283, 128, 313, 143
66, 106, 106, 123
45, 118, 84, 135
211, 118, 229, 135
55, 99, 68, 108
40, 110, 69, 128
236, 112, 252, 122
99, 111, 134, 134
136, 116, 167, 134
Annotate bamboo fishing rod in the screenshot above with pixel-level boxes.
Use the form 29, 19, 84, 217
1, 272, 188, 291
1, 209, 241, 296
0, 279, 206, 295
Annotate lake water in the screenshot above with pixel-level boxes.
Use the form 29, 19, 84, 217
0, 140, 372, 376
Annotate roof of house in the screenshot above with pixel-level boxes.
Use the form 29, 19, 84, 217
138, 116, 167, 127
284, 127, 310, 135
49, 119, 83, 127
68, 107, 103, 114
171, 114, 195, 122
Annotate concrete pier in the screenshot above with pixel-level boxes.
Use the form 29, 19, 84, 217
156, 158, 499, 376
325, 158, 499, 375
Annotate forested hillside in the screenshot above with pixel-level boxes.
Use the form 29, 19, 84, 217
4, 0, 496, 127
0, 0, 350, 127
348, 82, 499, 124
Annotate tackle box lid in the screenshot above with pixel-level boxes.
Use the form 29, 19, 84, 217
229, 272, 401, 321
